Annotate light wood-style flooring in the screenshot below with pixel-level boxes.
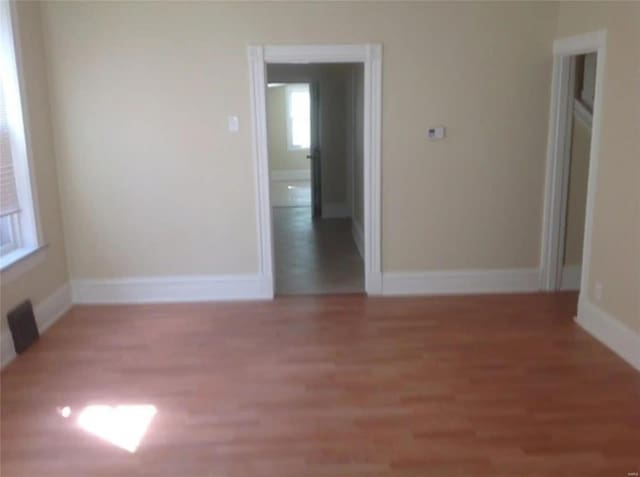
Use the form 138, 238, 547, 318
1, 292, 639, 476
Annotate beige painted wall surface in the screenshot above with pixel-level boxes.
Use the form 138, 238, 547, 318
563, 117, 590, 267
266, 85, 309, 173
42, 1, 557, 279
556, 1, 639, 331
0, 1, 68, 331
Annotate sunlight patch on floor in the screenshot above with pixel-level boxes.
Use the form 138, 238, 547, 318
58, 404, 157, 453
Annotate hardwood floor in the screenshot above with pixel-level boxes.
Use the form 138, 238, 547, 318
1, 293, 639, 476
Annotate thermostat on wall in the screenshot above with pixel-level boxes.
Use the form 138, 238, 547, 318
428, 126, 445, 139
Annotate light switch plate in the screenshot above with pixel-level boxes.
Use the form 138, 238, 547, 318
228, 116, 239, 133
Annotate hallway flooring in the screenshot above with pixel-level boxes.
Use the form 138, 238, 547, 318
273, 207, 364, 295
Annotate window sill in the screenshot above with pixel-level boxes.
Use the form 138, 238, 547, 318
0, 244, 48, 284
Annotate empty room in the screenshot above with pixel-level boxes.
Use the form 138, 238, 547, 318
0, 1, 638, 476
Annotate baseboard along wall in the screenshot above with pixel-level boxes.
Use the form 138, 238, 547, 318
576, 298, 640, 372
381, 268, 540, 296
4, 270, 637, 376
71, 274, 272, 305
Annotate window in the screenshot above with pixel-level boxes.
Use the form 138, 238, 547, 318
0, 1, 40, 269
286, 84, 310, 150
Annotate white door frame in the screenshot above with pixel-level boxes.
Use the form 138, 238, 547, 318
247, 44, 383, 297
540, 30, 606, 295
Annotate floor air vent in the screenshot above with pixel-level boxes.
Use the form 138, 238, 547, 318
7, 300, 39, 354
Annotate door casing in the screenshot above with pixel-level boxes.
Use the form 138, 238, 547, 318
540, 30, 606, 302
247, 44, 383, 297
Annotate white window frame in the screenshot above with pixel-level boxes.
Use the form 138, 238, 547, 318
0, 213, 21, 256
285, 84, 310, 151
0, 0, 43, 272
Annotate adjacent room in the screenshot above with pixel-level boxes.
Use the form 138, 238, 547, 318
267, 63, 365, 295
1, 1, 638, 476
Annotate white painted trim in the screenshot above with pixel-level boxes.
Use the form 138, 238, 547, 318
264, 44, 372, 64
540, 30, 606, 296
1, 283, 72, 369
577, 299, 640, 372
382, 268, 539, 296
363, 44, 383, 294
270, 169, 310, 181
36, 283, 72, 333
552, 30, 607, 56
0, 243, 47, 282
2, 1, 44, 250
352, 219, 364, 259
247, 46, 274, 299
573, 98, 593, 129
71, 274, 271, 304
248, 44, 382, 295
322, 202, 350, 219
560, 264, 581, 290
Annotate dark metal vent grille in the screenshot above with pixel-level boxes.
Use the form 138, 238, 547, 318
7, 300, 39, 354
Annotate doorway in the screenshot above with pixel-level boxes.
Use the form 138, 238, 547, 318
266, 65, 364, 295
247, 44, 382, 297
541, 31, 606, 313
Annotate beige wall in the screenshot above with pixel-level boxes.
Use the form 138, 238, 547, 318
42, 1, 558, 281
0, 1, 68, 331
266, 85, 309, 173
556, 1, 639, 331
563, 117, 590, 267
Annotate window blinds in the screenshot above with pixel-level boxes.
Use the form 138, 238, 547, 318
0, 75, 19, 217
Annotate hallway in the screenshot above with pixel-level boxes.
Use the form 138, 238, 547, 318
273, 207, 364, 295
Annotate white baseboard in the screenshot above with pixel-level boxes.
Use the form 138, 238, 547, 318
352, 219, 364, 259
577, 299, 640, 372
1, 283, 72, 369
322, 202, 350, 218
560, 265, 581, 290
382, 268, 539, 296
71, 273, 272, 304
270, 169, 310, 181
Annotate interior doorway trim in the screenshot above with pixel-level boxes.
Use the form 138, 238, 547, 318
540, 30, 606, 294
247, 44, 383, 296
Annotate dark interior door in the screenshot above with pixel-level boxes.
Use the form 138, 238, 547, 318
308, 82, 321, 218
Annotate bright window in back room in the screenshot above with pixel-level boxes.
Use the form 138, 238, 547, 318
286, 84, 310, 150
0, 1, 41, 269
